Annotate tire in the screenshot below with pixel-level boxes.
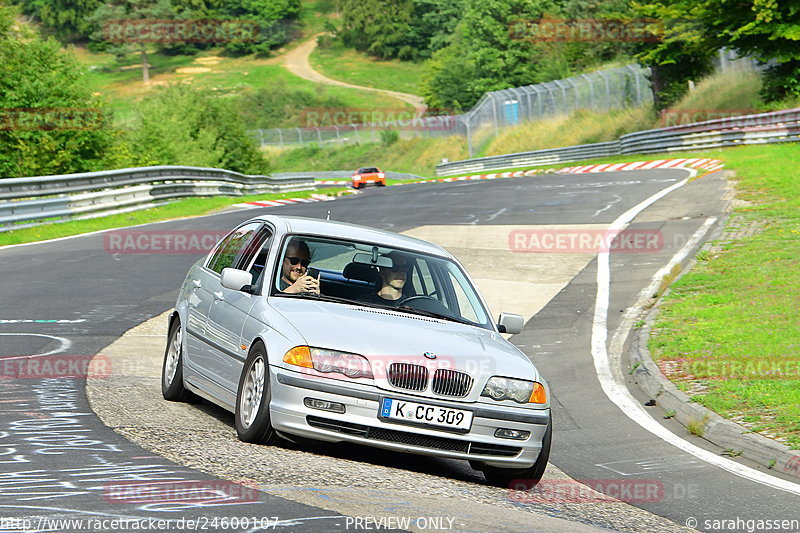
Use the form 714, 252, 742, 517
162, 318, 190, 402
235, 343, 279, 445
480, 419, 552, 489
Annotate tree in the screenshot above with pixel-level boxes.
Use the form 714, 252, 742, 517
337, 0, 465, 60
87, 0, 177, 83
16, 0, 101, 40
0, 4, 114, 178
420, 0, 554, 109
217, 0, 301, 56
338, 0, 416, 59
128, 85, 270, 174
419, 32, 479, 112
636, 0, 800, 101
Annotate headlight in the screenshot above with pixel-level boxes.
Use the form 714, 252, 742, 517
481, 377, 546, 404
283, 346, 373, 379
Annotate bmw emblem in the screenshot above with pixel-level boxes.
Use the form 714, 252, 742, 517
423, 352, 437, 360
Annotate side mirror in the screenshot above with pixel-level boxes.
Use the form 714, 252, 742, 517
221, 268, 254, 292
497, 312, 524, 335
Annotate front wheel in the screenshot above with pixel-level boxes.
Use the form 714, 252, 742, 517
162, 318, 190, 402
235, 343, 279, 445
480, 419, 552, 489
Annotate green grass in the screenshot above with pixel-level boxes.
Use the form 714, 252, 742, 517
0, 188, 348, 247
666, 68, 763, 116
309, 42, 424, 97
74, 47, 409, 128
647, 143, 800, 448
483, 107, 656, 157
267, 136, 468, 176
298, 0, 338, 36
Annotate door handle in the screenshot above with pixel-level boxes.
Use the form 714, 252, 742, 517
213, 291, 224, 301
192, 279, 201, 289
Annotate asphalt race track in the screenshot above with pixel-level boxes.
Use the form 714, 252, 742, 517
1, 169, 798, 532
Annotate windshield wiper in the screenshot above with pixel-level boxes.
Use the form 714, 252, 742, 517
395, 305, 473, 325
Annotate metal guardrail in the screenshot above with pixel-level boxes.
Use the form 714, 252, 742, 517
0, 165, 315, 230
436, 108, 800, 176
271, 170, 427, 181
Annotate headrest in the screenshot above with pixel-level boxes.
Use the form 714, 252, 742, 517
342, 263, 380, 285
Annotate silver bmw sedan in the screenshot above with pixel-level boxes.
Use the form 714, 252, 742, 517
163, 214, 551, 487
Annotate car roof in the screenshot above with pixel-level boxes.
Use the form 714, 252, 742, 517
254, 215, 451, 258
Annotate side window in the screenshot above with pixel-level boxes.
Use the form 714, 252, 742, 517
239, 227, 273, 272
206, 222, 262, 275
411, 259, 435, 298
443, 265, 488, 325
446, 272, 479, 322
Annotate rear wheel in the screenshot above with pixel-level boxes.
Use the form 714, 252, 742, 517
162, 318, 190, 401
235, 343, 279, 445
479, 419, 552, 489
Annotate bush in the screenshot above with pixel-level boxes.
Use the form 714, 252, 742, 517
126, 85, 270, 174
380, 130, 399, 146
0, 4, 114, 178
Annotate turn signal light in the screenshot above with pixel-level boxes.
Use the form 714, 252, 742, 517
283, 346, 313, 368
529, 382, 547, 404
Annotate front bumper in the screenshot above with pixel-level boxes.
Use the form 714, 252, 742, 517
269, 368, 550, 469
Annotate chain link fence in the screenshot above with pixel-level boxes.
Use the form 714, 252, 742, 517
250, 64, 653, 156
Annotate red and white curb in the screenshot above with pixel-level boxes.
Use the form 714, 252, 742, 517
233, 193, 343, 209
317, 180, 350, 185
424, 158, 725, 184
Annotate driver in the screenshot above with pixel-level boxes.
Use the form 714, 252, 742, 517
280, 239, 320, 295
368, 252, 410, 305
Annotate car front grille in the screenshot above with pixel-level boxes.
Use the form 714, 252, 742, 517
306, 416, 522, 457
432, 369, 473, 398
387, 363, 428, 391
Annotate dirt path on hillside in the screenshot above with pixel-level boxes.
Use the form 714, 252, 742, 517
283, 35, 426, 110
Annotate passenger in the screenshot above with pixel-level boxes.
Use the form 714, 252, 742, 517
368, 252, 411, 305
280, 240, 320, 295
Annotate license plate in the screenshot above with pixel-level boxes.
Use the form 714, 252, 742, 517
380, 398, 473, 430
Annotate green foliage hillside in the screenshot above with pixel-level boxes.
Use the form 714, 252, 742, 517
17, 0, 301, 56
0, 3, 114, 177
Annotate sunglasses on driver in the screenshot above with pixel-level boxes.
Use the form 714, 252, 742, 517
286, 256, 311, 267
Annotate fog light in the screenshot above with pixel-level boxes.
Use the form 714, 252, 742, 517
304, 398, 345, 414
494, 428, 530, 440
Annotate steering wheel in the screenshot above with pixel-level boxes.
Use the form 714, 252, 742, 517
397, 295, 450, 314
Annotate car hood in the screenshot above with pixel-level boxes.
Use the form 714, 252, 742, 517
268, 297, 538, 382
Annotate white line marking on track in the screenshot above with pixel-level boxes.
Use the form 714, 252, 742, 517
0, 333, 72, 358
591, 170, 800, 496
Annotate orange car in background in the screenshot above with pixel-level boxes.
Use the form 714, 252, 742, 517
351, 167, 386, 189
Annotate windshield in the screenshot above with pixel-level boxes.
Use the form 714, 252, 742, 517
271, 235, 492, 329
